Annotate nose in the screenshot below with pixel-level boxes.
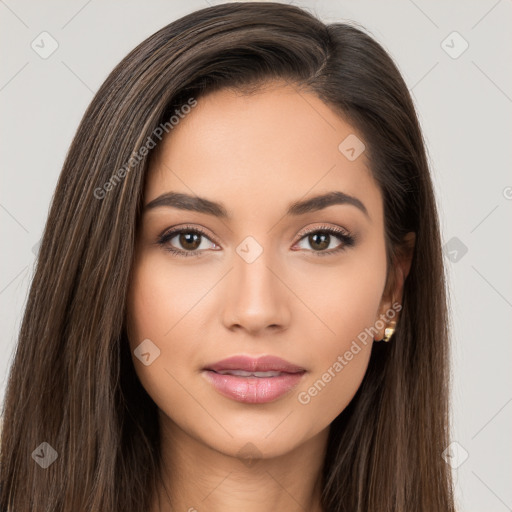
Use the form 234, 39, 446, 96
221, 248, 291, 336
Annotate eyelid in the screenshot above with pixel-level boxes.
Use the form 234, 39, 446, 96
158, 224, 219, 245
295, 223, 351, 240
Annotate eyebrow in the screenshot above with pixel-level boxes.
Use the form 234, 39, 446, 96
143, 190, 369, 220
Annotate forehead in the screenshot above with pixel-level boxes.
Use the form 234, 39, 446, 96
145, 83, 382, 223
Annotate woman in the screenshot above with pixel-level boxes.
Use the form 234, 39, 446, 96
0, 2, 456, 511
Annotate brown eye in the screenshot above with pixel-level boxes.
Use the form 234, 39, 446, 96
295, 226, 356, 256
178, 232, 202, 251
157, 226, 219, 257
307, 232, 331, 251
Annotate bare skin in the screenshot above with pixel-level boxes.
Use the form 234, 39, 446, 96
126, 80, 414, 512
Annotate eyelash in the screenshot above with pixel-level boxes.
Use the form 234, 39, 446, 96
156, 224, 356, 258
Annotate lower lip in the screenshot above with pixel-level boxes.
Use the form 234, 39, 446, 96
202, 370, 305, 404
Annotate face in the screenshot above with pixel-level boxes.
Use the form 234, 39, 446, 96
126, 82, 399, 460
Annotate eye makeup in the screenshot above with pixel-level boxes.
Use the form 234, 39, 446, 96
155, 223, 357, 258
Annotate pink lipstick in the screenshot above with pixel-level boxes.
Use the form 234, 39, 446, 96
202, 355, 306, 404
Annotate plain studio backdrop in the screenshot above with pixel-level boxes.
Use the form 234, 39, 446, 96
0, 1, 511, 511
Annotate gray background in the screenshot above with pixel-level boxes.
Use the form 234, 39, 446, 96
1, 1, 511, 510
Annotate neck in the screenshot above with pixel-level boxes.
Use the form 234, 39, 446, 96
150, 412, 328, 512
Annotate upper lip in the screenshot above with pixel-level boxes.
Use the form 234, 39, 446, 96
204, 355, 306, 374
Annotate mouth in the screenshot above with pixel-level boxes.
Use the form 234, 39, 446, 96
202, 355, 306, 404
213, 369, 292, 377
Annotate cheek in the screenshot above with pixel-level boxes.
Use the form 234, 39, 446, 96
126, 251, 218, 347
290, 293, 378, 436
125, 253, 209, 411
289, 240, 387, 350
287, 247, 386, 425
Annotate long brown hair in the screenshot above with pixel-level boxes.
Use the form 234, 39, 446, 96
0, 2, 455, 510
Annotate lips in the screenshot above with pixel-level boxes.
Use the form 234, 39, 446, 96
214, 369, 284, 377
202, 355, 306, 404
204, 355, 305, 374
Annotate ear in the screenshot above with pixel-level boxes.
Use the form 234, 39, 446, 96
375, 232, 416, 338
